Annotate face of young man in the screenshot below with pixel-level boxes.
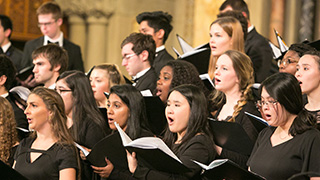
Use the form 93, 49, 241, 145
32, 56, 59, 87
38, 13, 62, 39
121, 43, 146, 77
139, 20, 163, 47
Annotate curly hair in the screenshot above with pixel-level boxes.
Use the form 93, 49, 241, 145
0, 97, 18, 165
166, 60, 210, 97
211, 50, 254, 122
289, 43, 315, 57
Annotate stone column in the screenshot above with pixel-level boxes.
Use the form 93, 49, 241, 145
68, 14, 87, 62
86, 15, 109, 70
269, 0, 285, 44
299, 0, 315, 42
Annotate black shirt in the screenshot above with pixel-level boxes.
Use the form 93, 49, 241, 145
248, 127, 320, 180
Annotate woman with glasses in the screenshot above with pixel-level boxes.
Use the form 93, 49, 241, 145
55, 70, 110, 180
211, 50, 260, 168
89, 64, 125, 108
248, 73, 320, 180
278, 43, 314, 75
295, 50, 320, 130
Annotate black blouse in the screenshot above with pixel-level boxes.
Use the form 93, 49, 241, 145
248, 127, 320, 180
14, 137, 78, 180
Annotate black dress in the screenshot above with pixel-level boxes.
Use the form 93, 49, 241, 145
247, 127, 320, 180
14, 137, 78, 180
214, 100, 260, 168
132, 134, 216, 180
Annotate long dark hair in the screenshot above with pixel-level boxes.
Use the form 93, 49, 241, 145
163, 84, 212, 153
57, 70, 108, 142
110, 84, 150, 139
259, 73, 316, 135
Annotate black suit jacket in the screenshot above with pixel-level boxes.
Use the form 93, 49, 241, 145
5, 45, 24, 71
153, 49, 174, 75
134, 68, 157, 93
245, 28, 277, 83
22, 36, 84, 72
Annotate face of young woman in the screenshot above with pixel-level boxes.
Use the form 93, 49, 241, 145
107, 93, 130, 131
55, 79, 73, 117
165, 91, 190, 139
209, 23, 232, 57
214, 54, 240, 94
90, 69, 110, 106
295, 55, 320, 95
260, 88, 287, 127
25, 94, 51, 131
156, 66, 173, 103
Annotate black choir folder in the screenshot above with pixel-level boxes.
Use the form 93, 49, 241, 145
244, 111, 269, 132
16, 65, 34, 81
193, 159, 265, 180
143, 96, 166, 136
76, 132, 128, 169
174, 34, 211, 75
0, 160, 27, 180
208, 119, 254, 155
115, 122, 190, 173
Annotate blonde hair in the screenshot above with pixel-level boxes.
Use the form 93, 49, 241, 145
208, 17, 244, 79
0, 97, 18, 165
211, 50, 254, 122
94, 64, 125, 88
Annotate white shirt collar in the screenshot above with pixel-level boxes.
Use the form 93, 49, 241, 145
0, 93, 9, 98
156, 45, 165, 53
248, 25, 254, 33
132, 67, 150, 80
1, 41, 11, 53
44, 32, 64, 47
47, 83, 56, 90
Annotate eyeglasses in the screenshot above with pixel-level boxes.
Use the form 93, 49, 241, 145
277, 58, 298, 68
122, 53, 136, 61
257, 100, 278, 107
38, 20, 57, 27
55, 88, 72, 94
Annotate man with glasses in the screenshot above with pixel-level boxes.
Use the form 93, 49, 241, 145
22, 1, 84, 75
278, 43, 315, 75
121, 33, 157, 92
32, 44, 68, 89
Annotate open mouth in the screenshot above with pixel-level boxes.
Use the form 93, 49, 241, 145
215, 78, 221, 84
108, 118, 114, 124
167, 117, 174, 125
156, 88, 162, 96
